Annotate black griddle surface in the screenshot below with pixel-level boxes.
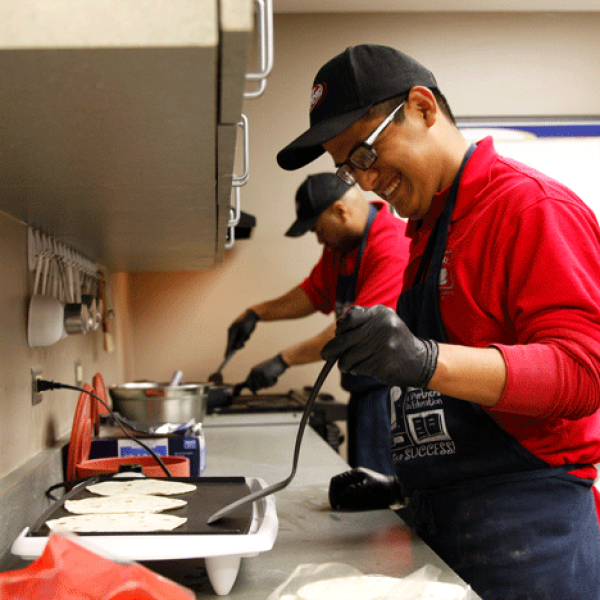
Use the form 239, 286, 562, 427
29, 477, 254, 537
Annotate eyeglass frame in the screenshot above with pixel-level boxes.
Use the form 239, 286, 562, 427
335, 100, 406, 186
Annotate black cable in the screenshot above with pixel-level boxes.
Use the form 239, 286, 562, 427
38, 379, 174, 482
46, 474, 117, 501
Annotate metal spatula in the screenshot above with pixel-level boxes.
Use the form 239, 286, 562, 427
208, 351, 235, 385
207, 358, 336, 524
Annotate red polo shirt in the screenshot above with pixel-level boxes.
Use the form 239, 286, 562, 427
406, 137, 600, 480
301, 200, 409, 314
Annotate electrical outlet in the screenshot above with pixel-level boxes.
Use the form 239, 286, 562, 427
31, 366, 43, 405
74, 360, 83, 387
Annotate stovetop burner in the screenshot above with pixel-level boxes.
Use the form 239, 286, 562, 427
212, 388, 347, 453
213, 388, 340, 413
217, 393, 304, 413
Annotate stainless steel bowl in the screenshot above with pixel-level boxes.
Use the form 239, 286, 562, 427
109, 382, 209, 424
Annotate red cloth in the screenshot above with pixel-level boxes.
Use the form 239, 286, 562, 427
0, 534, 194, 599
301, 200, 410, 314
405, 137, 600, 480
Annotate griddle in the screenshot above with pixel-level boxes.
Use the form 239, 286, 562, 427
27, 476, 254, 536
12, 475, 279, 595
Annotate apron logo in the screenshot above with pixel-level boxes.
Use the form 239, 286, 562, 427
407, 409, 450, 443
390, 387, 456, 462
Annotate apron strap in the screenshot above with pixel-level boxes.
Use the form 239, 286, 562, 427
413, 144, 477, 286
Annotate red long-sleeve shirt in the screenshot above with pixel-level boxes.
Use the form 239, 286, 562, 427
405, 137, 600, 480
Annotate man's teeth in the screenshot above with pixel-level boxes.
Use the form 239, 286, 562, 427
382, 178, 400, 199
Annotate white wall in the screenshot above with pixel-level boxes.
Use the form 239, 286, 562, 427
490, 138, 600, 218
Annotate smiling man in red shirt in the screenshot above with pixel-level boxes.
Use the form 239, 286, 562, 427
278, 44, 600, 600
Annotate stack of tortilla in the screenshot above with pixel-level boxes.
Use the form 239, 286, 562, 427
46, 479, 196, 533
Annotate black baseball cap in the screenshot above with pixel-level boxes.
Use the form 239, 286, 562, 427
285, 173, 352, 237
277, 44, 438, 171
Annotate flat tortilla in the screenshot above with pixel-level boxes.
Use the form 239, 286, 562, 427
86, 479, 196, 497
296, 576, 400, 600
413, 582, 468, 599
296, 577, 467, 600
46, 513, 187, 533
64, 493, 186, 514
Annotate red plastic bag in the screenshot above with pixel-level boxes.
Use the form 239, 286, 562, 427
0, 534, 195, 599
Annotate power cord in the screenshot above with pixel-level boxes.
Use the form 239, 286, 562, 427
37, 379, 174, 492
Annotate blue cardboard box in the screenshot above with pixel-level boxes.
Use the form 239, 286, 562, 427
89, 433, 205, 476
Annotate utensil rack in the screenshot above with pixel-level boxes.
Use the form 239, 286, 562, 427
27, 227, 98, 301
27, 226, 106, 347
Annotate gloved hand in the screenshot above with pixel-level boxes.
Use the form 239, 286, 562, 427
226, 309, 260, 357
321, 305, 438, 389
329, 467, 404, 510
243, 353, 289, 393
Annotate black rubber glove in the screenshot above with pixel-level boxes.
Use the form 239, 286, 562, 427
321, 305, 438, 389
329, 467, 404, 510
244, 353, 289, 393
226, 309, 260, 357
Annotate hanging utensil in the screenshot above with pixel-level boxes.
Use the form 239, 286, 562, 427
98, 275, 115, 353
207, 358, 336, 524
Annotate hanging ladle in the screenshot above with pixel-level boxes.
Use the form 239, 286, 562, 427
207, 358, 336, 524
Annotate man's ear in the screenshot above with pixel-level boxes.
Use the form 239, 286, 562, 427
407, 86, 437, 128
331, 200, 349, 222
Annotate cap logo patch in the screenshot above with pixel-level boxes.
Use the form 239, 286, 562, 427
310, 83, 326, 113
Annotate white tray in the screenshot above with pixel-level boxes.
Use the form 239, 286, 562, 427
11, 476, 278, 595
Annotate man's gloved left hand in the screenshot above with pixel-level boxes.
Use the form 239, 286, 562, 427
226, 309, 260, 357
321, 305, 438, 389
243, 353, 289, 393
329, 467, 404, 510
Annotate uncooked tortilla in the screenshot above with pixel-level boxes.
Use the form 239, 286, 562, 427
295, 577, 466, 600
417, 582, 468, 599
296, 575, 400, 600
86, 479, 197, 497
46, 513, 187, 533
64, 493, 186, 514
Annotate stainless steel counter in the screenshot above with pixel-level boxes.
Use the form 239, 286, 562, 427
148, 415, 478, 598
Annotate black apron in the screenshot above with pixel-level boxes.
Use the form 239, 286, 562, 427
336, 204, 394, 476
393, 145, 600, 599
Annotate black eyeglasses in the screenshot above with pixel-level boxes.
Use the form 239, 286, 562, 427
336, 101, 406, 186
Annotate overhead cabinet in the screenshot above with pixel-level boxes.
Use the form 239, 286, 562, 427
0, 0, 252, 271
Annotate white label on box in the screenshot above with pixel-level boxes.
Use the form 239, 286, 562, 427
117, 438, 169, 457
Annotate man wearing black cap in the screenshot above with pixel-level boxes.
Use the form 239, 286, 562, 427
278, 45, 600, 599
225, 172, 409, 476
